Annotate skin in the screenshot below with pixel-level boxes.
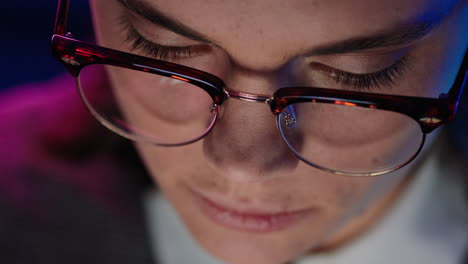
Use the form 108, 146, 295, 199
90, 0, 468, 263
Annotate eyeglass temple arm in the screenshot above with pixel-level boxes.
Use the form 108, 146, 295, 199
53, 0, 69, 35
448, 49, 468, 102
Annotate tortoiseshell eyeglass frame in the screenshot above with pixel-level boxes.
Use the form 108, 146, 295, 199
51, 0, 468, 176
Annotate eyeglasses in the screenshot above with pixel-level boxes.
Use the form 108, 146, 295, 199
51, 0, 468, 176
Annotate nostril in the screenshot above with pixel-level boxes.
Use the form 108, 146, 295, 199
204, 145, 299, 182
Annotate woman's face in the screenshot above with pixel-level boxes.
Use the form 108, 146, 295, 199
91, 0, 467, 263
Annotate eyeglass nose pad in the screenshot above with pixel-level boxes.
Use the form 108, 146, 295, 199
210, 103, 218, 114
277, 104, 306, 159
212, 99, 228, 121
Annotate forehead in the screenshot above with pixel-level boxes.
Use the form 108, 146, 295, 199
139, 0, 455, 67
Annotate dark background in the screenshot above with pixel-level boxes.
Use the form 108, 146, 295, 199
1, 0, 467, 160
0, 0, 91, 90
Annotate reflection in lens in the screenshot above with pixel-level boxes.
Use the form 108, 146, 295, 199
77, 64, 217, 145
282, 105, 297, 129
278, 102, 424, 175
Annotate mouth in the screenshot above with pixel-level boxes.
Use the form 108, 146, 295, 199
189, 189, 315, 233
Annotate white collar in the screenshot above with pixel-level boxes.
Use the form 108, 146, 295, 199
143, 151, 468, 264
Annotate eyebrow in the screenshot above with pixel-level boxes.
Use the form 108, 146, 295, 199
118, 0, 450, 56
306, 19, 444, 56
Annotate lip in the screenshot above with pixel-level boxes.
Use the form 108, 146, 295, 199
190, 189, 315, 233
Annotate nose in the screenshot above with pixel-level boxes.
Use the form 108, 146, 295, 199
202, 74, 300, 182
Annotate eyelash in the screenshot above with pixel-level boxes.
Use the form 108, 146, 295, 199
119, 15, 408, 90
119, 16, 193, 61
328, 56, 409, 90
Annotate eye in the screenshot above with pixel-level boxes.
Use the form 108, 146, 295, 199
118, 15, 196, 61
314, 55, 409, 90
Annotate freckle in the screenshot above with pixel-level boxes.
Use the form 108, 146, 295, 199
309, 194, 318, 202
256, 27, 264, 36
372, 157, 380, 165
392, 7, 403, 15
337, 182, 358, 208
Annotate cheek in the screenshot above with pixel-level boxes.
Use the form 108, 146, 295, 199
104, 66, 217, 144
281, 103, 423, 172
296, 104, 417, 146
135, 141, 205, 184
294, 168, 383, 211
108, 68, 212, 121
